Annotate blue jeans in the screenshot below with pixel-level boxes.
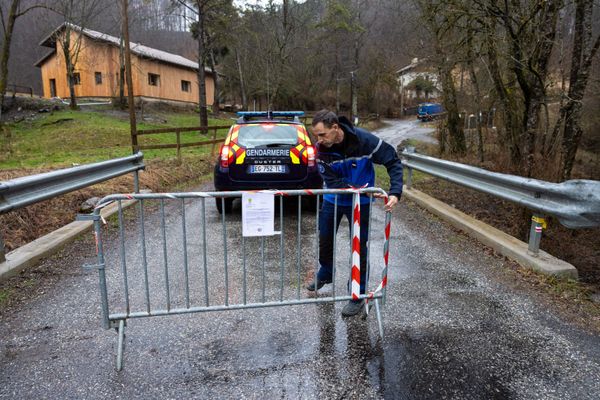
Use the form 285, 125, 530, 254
317, 200, 370, 294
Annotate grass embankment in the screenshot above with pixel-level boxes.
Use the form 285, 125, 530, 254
0, 106, 232, 169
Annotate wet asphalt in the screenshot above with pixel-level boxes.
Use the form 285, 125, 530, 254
1, 120, 599, 399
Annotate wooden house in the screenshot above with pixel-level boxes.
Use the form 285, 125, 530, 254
35, 23, 215, 105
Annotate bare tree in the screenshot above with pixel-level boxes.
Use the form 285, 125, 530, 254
174, 0, 233, 128
49, 0, 104, 109
415, 0, 466, 154
0, 0, 46, 114
557, 0, 600, 180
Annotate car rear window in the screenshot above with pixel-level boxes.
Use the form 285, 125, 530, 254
237, 124, 298, 148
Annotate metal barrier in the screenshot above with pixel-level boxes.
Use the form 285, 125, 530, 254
81, 188, 392, 371
401, 148, 600, 254
0, 152, 144, 263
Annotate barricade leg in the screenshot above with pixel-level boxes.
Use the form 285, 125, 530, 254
116, 319, 126, 371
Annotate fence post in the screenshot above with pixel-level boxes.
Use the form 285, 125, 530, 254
211, 127, 218, 156
528, 213, 545, 256
0, 232, 6, 263
176, 129, 181, 163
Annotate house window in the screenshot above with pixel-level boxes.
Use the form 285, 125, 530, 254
148, 73, 160, 86
181, 80, 191, 92
49, 79, 56, 97
72, 72, 81, 85
95, 72, 102, 85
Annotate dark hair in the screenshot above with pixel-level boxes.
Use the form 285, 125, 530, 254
311, 109, 339, 128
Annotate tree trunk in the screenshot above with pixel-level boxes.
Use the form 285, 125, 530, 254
468, 61, 484, 163
438, 62, 465, 154
118, 34, 125, 109
0, 0, 20, 115
209, 49, 219, 115
235, 48, 247, 110
196, 9, 208, 131
485, 29, 522, 168
122, 0, 137, 152
560, 0, 600, 180
61, 27, 77, 110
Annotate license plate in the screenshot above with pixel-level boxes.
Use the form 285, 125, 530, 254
249, 165, 287, 174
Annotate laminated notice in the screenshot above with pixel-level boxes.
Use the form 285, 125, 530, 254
242, 192, 275, 237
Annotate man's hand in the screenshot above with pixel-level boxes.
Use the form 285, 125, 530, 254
373, 194, 399, 212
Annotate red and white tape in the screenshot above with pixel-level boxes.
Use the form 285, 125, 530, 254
351, 192, 361, 300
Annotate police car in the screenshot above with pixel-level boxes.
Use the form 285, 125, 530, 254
213, 111, 323, 213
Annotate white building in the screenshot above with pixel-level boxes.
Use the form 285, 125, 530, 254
396, 58, 441, 103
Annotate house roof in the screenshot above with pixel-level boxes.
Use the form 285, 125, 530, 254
396, 57, 433, 75
36, 22, 211, 73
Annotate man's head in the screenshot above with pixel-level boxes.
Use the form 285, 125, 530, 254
311, 109, 344, 147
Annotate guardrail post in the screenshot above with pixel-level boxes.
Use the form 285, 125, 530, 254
528, 213, 545, 256
406, 167, 413, 189
0, 232, 6, 263
404, 146, 415, 189
133, 170, 140, 194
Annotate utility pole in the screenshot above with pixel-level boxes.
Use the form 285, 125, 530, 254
350, 71, 358, 125
122, 0, 137, 153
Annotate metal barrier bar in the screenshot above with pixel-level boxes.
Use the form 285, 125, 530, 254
93, 217, 110, 330
279, 199, 285, 301
88, 188, 391, 370
243, 235, 247, 305
261, 236, 266, 302
296, 196, 301, 300
332, 195, 338, 299
313, 195, 320, 301
117, 201, 130, 314
138, 200, 150, 313
221, 198, 229, 307
160, 200, 171, 311
181, 199, 190, 308
201, 198, 209, 306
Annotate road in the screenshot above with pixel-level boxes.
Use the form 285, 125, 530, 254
1, 119, 599, 399
375, 118, 436, 148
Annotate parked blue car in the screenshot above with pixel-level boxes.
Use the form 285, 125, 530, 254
417, 103, 444, 121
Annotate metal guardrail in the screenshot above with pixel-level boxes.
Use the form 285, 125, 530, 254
0, 152, 145, 262
401, 148, 600, 254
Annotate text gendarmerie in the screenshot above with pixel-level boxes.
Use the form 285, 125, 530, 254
245, 148, 290, 157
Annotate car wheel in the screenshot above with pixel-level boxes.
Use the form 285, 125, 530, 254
215, 197, 233, 214
302, 195, 318, 212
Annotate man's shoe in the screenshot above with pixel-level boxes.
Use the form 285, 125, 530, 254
341, 300, 364, 317
306, 278, 332, 291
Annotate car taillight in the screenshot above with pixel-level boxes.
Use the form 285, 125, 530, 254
306, 145, 316, 167
220, 145, 230, 168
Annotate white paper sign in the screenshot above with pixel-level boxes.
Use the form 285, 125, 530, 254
242, 192, 275, 237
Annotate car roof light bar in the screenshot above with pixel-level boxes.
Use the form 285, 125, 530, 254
236, 111, 305, 123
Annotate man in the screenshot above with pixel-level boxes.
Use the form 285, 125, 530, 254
307, 109, 403, 316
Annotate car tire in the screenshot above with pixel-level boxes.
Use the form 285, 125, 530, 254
303, 195, 318, 212
215, 197, 233, 214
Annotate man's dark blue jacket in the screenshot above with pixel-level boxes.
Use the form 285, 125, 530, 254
316, 116, 403, 206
